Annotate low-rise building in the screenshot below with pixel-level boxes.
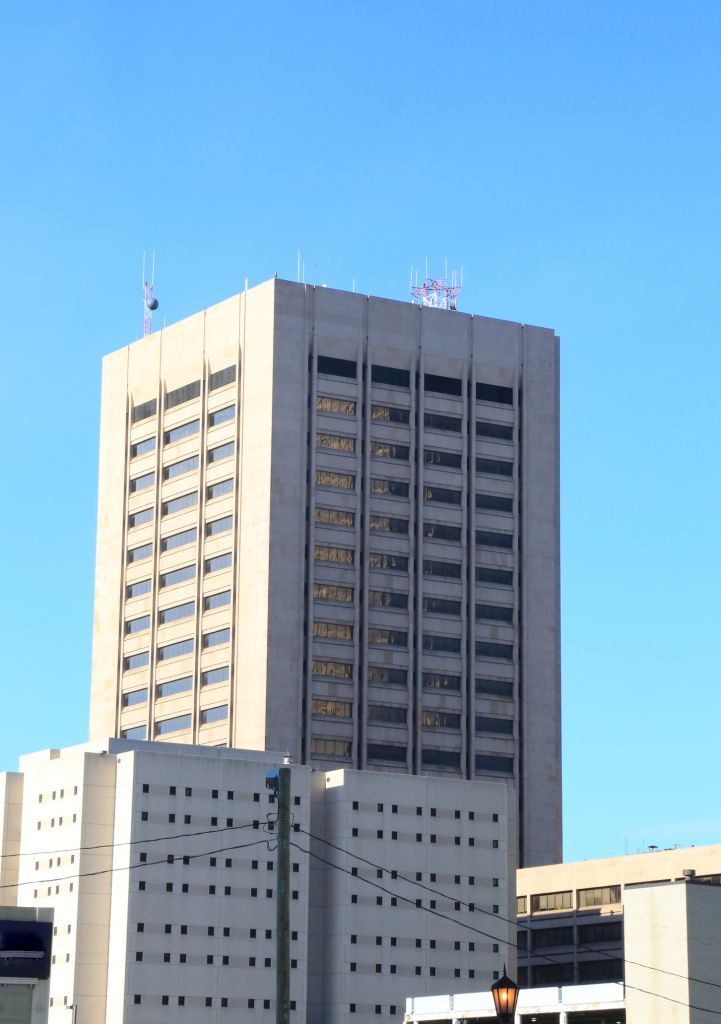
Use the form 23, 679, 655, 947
0, 738, 515, 1024
406, 876, 721, 1023
516, 845, 721, 988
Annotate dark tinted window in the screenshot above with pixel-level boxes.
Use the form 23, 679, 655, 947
475, 716, 513, 735
578, 960, 623, 983
476, 566, 513, 586
476, 530, 513, 549
317, 355, 357, 379
532, 926, 574, 949
424, 373, 462, 397
210, 365, 236, 391
425, 412, 462, 433
132, 398, 157, 423
423, 596, 460, 616
578, 921, 623, 944
166, 380, 200, 410
371, 365, 410, 389
475, 641, 513, 661
476, 493, 513, 513
476, 382, 513, 405
421, 710, 460, 729
423, 559, 461, 579
423, 522, 461, 543
425, 449, 462, 469
423, 672, 460, 691
424, 485, 461, 506
368, 590, 408, 610
475, 754, 514, 774
477, 420, 513, 440
367, 743, 407, 763
475, 678, 513, 698
476, 603, 513, 623
476, 457, 513, 477
422, 749, 460, 768
422, 634, 461, 654
368, 704, 406, 724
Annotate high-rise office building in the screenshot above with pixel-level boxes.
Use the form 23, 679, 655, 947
89, 278, 560, 867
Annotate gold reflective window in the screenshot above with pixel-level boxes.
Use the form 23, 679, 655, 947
368, 627, 408, 648
317, 396, 356, 416
316, 470, 355, 491
368, 590, 407, 610
371, 404, 410, 425
312, 659, 353, 679
316, 507, 355, 528
313, 621, 353, 641
314, 583, 354, 603
369, 515, 408, 535
311, 699, 352, 718
316, 432, 356, 453
310, 738, 351, 758
370, 441, 409, 461
314, 545, 354, 565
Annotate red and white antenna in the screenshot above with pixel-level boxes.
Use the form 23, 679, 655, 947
142, 251, 159, 337
410, 257, 463, 311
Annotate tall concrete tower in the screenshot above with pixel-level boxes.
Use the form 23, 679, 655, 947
90, 278, 561, 866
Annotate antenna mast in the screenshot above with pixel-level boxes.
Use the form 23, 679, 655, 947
143, 251, 159, 337
410, 260, 462, 311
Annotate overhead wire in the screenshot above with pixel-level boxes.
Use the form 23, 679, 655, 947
292, 837, 721, 1019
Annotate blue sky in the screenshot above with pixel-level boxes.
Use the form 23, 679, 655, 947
1, 1, 720, 862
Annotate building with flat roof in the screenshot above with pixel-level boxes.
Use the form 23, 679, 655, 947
516, 844, 721, 989
0, 738, 515, 1024
407, 877, 721, 1022
89, 278, 561, 867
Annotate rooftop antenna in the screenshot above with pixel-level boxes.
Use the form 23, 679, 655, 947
142, 251, 159, 337
410, 258, 463, 311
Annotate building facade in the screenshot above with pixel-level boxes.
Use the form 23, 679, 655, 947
516, 844, 721, 989
89, 278, 560, 866
0, 739, 515, 1024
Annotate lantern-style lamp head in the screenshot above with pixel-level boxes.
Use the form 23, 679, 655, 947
491, 966, 520, 1023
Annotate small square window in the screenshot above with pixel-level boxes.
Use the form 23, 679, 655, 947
180, 925, 188, 935
492, 812, 499, 822
162, 996, 169, 1007
134, 996, 141, 1005
224, 927, 230, 937
164, 924, 171, 934
142, 784, 149, 794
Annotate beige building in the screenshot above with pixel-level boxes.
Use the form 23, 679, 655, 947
405, 879, 721, 1023
89, 277, 561, 868
517, 844, 721, 989
0, 738, 515, 1024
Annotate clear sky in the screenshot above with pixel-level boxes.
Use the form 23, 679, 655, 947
1, 1, 720, 863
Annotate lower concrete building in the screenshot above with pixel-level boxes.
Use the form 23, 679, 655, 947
406, 877, 721, 1022
516, 844, 721, 988
0, 739, 516, 1024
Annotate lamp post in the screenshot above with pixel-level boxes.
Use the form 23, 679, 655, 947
491, 967, 520, 1023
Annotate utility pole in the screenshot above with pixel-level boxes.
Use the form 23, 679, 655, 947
268, 765, 291, 1024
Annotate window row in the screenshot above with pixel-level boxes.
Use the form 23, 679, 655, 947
122, 704, 228, 740
317, 395, 512, 441
310, 660, 513, 698
316, 357, 513, 405
310, 700, 512, 735
130, 485, 234, 528
126, 553, 231, 599
123, 629, 230, 671
129, 444, 235, 492
310, 739, 513, 774
125, 592, 230, 633
131, 367, 236, 425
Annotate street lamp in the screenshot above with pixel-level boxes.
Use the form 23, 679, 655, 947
491, 966, 520, 1023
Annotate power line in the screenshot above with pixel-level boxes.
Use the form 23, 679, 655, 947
293, 839, 721, 1019
0, 823, 265, 892
0, 819, 265, 862
299, 827, 721, 994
